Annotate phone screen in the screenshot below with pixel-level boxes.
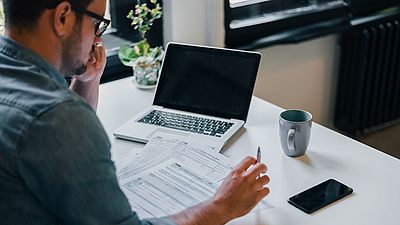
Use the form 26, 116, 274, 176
288, 179, 353, 214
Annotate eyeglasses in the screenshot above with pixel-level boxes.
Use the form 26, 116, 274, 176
46, 1, 111, 37
70, 3, 111, 37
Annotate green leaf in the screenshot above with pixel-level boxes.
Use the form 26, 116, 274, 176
118, 46, 140, 66
138, 40, 150, 56
119, 0, 163, 66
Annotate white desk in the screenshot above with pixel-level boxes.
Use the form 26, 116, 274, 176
97, 77, 400, 225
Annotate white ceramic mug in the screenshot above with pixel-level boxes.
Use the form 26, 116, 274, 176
279, 109, 312, 157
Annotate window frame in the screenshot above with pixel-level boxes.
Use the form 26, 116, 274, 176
224, 0, 350, 49
224, 0, 400, 50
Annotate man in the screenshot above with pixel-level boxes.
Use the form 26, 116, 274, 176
0, 0, 270, 224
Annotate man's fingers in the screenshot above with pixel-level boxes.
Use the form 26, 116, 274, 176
254, 175, 270, 189
256, 187, 270, 201
234, 156, 257, 172
88, 44, 105, 69
88, 54, 96, 63
244, 163, 267, 180
95, 45, 106, 69
99, 45, 106, 63
95, 46, 101, 58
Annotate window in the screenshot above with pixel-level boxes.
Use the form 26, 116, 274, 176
102, 0, 164, 82
225, 0, 349, 49
228, 0, 346, 29
0, 1, 4, 34
225, 0, 400, 49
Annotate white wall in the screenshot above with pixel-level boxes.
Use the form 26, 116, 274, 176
163, 0, 224, 46
254, 36, 340, 127
163, 0, 339, 127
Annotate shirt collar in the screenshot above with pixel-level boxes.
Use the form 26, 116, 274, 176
0, 35, 68, 88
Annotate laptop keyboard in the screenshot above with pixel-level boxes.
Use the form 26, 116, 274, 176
137, 110, 234, 137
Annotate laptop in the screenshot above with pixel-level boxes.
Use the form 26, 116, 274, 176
113, 42, 261, 150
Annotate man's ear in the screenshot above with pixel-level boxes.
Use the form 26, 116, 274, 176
52, 2, 74, 37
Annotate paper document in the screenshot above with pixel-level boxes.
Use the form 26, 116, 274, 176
117, 133, 272, 219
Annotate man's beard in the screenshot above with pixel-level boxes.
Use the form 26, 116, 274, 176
60, 20, 87, 77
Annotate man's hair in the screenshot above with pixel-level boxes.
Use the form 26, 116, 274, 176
2, 0, 93, 29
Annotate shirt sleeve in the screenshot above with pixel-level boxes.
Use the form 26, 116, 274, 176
17, 100, 177, 225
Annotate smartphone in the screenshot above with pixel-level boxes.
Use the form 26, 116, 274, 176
288, 179, 353, 214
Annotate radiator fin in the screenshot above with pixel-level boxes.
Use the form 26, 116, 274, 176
335, 19, 400, 134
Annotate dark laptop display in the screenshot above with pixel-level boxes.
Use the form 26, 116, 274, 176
153, 43, 261, 121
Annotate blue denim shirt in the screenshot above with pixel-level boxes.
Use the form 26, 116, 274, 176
0, 36, 176, 225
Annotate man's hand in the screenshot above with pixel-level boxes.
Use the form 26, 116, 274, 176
69, 39, 106, 110
73, 41, 106, 83
211, 156, 270, 222
170, 156, 270, 225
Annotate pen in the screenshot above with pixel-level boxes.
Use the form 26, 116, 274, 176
257, 146, 261, 164
256, 146, 261, 178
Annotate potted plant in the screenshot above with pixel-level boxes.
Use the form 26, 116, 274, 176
118, 0, 163, 89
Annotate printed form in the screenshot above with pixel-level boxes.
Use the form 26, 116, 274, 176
116, 133, 272, 219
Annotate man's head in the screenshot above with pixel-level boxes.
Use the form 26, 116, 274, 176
2, 0, 92, 30
2, 0, 108, 76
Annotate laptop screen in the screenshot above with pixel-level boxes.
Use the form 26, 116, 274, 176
153, 43, 261, 121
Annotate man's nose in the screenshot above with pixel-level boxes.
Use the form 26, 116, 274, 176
94, 37, 103, 46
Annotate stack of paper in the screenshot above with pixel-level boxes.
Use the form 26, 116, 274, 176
116, 133, 272, 219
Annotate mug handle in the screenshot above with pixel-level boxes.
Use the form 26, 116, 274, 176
287, 128, 296, 152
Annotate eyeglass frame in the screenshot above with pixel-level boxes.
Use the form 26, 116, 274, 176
46, 1, 111, 37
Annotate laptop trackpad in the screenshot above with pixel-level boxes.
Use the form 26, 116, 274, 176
147, 128, 190, 139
